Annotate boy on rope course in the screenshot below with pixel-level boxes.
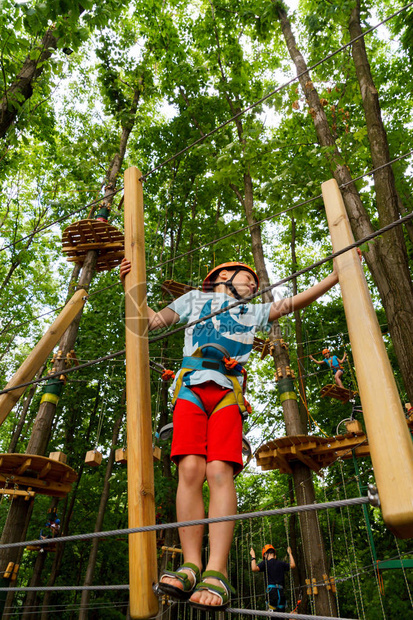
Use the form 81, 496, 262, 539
120, 258, 339, 611
250, 544, 295, 612
310, 349, 347, 389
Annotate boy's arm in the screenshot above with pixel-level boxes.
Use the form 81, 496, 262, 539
250, 547, 260, 573
147, 306, 179, 331
268, 271, 338, 322
338, 352, 347, 364
287, 546, 296, 569
120, 258, 179, 331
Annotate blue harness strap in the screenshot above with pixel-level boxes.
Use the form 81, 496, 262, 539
174, 384, 205, 410
267, 584, 285, 611
180, 355, 242, 377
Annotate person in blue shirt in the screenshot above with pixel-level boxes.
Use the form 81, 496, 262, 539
120, 258, 339, 611
310, 349, 347, 388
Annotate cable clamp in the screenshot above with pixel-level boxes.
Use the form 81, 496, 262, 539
367, 484, 380, 507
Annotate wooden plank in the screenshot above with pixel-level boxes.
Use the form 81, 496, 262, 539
312, 436, 367, 456
124, 166, 158, 618
0, 290, 87, 425
0, 489, 36, 498
277, 441, 318, 455
323, 178, 413, 538
38, 462, 52, 479
63, 242, 124, 252
272, 450, 292, 474
0, 473, 72, 496
290, 446, 321, 472
16, 458, 32, 475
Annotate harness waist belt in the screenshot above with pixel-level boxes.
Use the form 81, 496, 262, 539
181, 356, 242, 377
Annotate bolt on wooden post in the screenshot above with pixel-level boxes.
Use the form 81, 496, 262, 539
322, 178, 413, 538
124, 166, 158, 617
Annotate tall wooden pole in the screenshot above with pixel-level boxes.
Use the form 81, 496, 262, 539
322, 178, 413, 539
124, 166, 158, 618
0, 288, 87, 425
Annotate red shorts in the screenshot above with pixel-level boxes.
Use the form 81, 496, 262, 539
171, 381, 243, 474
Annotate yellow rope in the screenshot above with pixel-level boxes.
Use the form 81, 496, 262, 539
295, 380, 329, 437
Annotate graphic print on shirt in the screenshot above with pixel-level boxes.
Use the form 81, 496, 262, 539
192, 299, 255, 362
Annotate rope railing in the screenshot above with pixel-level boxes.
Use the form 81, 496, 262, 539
0, 495, 370, 550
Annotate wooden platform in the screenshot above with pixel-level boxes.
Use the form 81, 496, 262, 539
162, 280, 196, 298
62, 220, 124, 272
0, 454, 78, 498
255, 431, 370, 474
26, 543, 57, 552
320, 384, 356, 403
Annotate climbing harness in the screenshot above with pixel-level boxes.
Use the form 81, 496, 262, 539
202, 262, 259, 301
171, 343, 249, 418
267, 583, 286, 612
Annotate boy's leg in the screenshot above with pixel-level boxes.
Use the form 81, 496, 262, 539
160, 455, 206, 590
189, 459, 237, 606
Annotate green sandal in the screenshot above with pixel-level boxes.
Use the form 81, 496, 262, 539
157, 562, 200, 601
189, 570, 236, 611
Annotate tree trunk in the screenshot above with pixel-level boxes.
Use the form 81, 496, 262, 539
8, 363, 47, 453
238, 170, 337, 616
0, 250, 97, 605
348, 0, 413, 401
78, 398, 125, 619
21, 549, 48, 620
277, 6, 413, 403
291, 217, 308, 429
0, 28, 58, 138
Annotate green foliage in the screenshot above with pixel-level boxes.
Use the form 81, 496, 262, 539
0, 0, 412, 617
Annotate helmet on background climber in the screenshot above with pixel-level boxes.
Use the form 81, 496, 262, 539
262, 544, 276, 557
322, 349, 330, 356
202, 262, 259, 300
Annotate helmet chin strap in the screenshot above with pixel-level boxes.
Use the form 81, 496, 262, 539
211, 268, 244, 300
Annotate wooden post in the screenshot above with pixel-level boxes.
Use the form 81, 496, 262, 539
0, 289, 87, 425
124, 166, 158, 618
322, 178, 413, 538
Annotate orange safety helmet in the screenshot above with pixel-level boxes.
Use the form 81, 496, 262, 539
322, 349, 330, 355
262, 544, 276, 557
203, 262, 259, 294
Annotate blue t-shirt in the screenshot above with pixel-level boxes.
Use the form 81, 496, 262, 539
168, 290, 272, 390
324, 355, 341, 372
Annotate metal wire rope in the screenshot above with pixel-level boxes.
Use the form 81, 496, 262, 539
1, 206, 413, 397
226, 606, 359, 620
147, 207, 413, 345
3, 146, 412, 340
139, 2, 413, 182
0, 496, 371, 551
1, 0, 411, 261
147, 147, 413, 274
0, 189, 122, 253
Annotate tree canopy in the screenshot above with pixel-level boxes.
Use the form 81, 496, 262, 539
0, 0, 412, 617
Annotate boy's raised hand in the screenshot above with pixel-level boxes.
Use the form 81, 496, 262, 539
120, 258, 131, 286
